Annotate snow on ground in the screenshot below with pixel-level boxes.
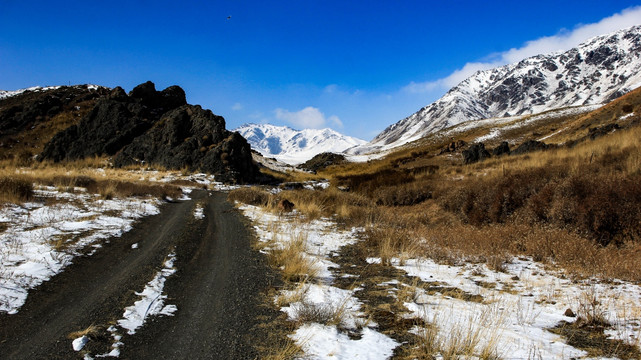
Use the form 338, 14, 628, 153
368, 256, 641, 358
239, 201, 640, 359
117, 252, 178, 334
193, 204, 204, 219
77, 251, 178, 358
0, 186, 161, 314
237, 204, 399, 359
0, 86, 62, 99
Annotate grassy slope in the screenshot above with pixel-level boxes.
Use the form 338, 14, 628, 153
250, 88, 641, 282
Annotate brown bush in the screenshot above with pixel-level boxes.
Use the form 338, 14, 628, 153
228, 187, 275, 207
373, 181, 432, 206
334, 169, 415, 197
108, 181, 181, 199
436, 161, 641, 246
0, 176, 33, 203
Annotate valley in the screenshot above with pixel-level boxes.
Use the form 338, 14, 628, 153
1, 21, 641, 360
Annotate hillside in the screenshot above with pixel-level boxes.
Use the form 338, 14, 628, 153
0, 82, 258, 183
362, 24, 641, 152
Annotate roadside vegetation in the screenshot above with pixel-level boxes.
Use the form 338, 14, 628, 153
231, 90, 641, 358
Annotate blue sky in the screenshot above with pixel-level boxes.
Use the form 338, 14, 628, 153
1, 1, 640, 140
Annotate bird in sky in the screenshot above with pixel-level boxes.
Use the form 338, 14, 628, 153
226, 15, 231, 20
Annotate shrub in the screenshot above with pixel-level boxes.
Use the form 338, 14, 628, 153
228, 187, 275, 207
0, 176, 33, 203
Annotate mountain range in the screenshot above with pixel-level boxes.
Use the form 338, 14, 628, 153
360, 24, 641, 152
233, 123, 366, 165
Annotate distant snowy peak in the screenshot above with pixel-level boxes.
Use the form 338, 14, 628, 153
370, 24, 641, 149
234, 123, 366, 165
0, 84, 106, 100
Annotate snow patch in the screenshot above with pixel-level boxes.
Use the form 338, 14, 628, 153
117, 252, 178, 334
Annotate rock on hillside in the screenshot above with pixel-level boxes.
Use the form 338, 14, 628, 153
40, 81, 186, 161
114, 105, 258, 183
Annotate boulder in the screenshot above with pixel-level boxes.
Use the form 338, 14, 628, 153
278, 199, 295, 212
492, 141, 511, 156
462, 143, 491, 164
511, 140, 549, 155
588, 123, 620, 140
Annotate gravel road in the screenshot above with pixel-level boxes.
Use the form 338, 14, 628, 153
0, 190, 279, 359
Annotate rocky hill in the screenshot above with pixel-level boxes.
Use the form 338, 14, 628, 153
367, 24, 641, 151
234, 123, 365, 165
0, 85, 110, 158
1, 81, 258, 183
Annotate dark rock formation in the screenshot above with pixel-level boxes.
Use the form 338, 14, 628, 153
511, 140, 550, 155
492, 141, 511, 156
462, 143, 491, 164
113, 105, 258, 183
41, 82, 186, 161
298, 152, 346, 173
37, 81, 258, 183
588, 123, 621, 140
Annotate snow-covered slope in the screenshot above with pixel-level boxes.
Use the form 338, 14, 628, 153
366, 24, 641, 151
234, 123, 366, 165
0, 85, 104, 100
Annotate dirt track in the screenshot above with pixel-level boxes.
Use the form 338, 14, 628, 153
0, 190, 279, 359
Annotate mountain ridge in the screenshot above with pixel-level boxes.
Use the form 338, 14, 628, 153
234, 123, 366, 165
365, 24, 641, 152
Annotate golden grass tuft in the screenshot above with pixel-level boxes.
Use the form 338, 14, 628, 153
0, 176, 33, 203
269, 231, 319, 283
68, 324, 101, 340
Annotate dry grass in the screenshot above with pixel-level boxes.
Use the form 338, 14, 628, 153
261, 338, 304, 360
290, 299, 349, 327
233, 123, 641, 282
268, 231, 319, 283
68, 324, 101, 340
0, 176, 34, 203
0, 161, 182, 204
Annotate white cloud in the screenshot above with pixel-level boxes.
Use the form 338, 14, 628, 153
329, 115, 343, 128
232, 102, 243, 111
405, 6, 641, 93
324, 84, 338, 94
274, 106, 342, 129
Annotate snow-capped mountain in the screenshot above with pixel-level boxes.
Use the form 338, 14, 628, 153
234, 123, 366, 165
368, 24, 641, 150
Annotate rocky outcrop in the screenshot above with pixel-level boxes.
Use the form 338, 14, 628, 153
462, 143, 491, 164
588, 123, 621, 140
38, 81, 258, 183
492, 141, 511, 156
298, 152, 346, 173
511, 140, 549, 155
41, 81, 186, 161
113, 105, 258, 183
439, 140, 467, 155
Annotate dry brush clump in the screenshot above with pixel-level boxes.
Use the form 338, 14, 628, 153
0, 176, 34, 203
228, 186, 277, 208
